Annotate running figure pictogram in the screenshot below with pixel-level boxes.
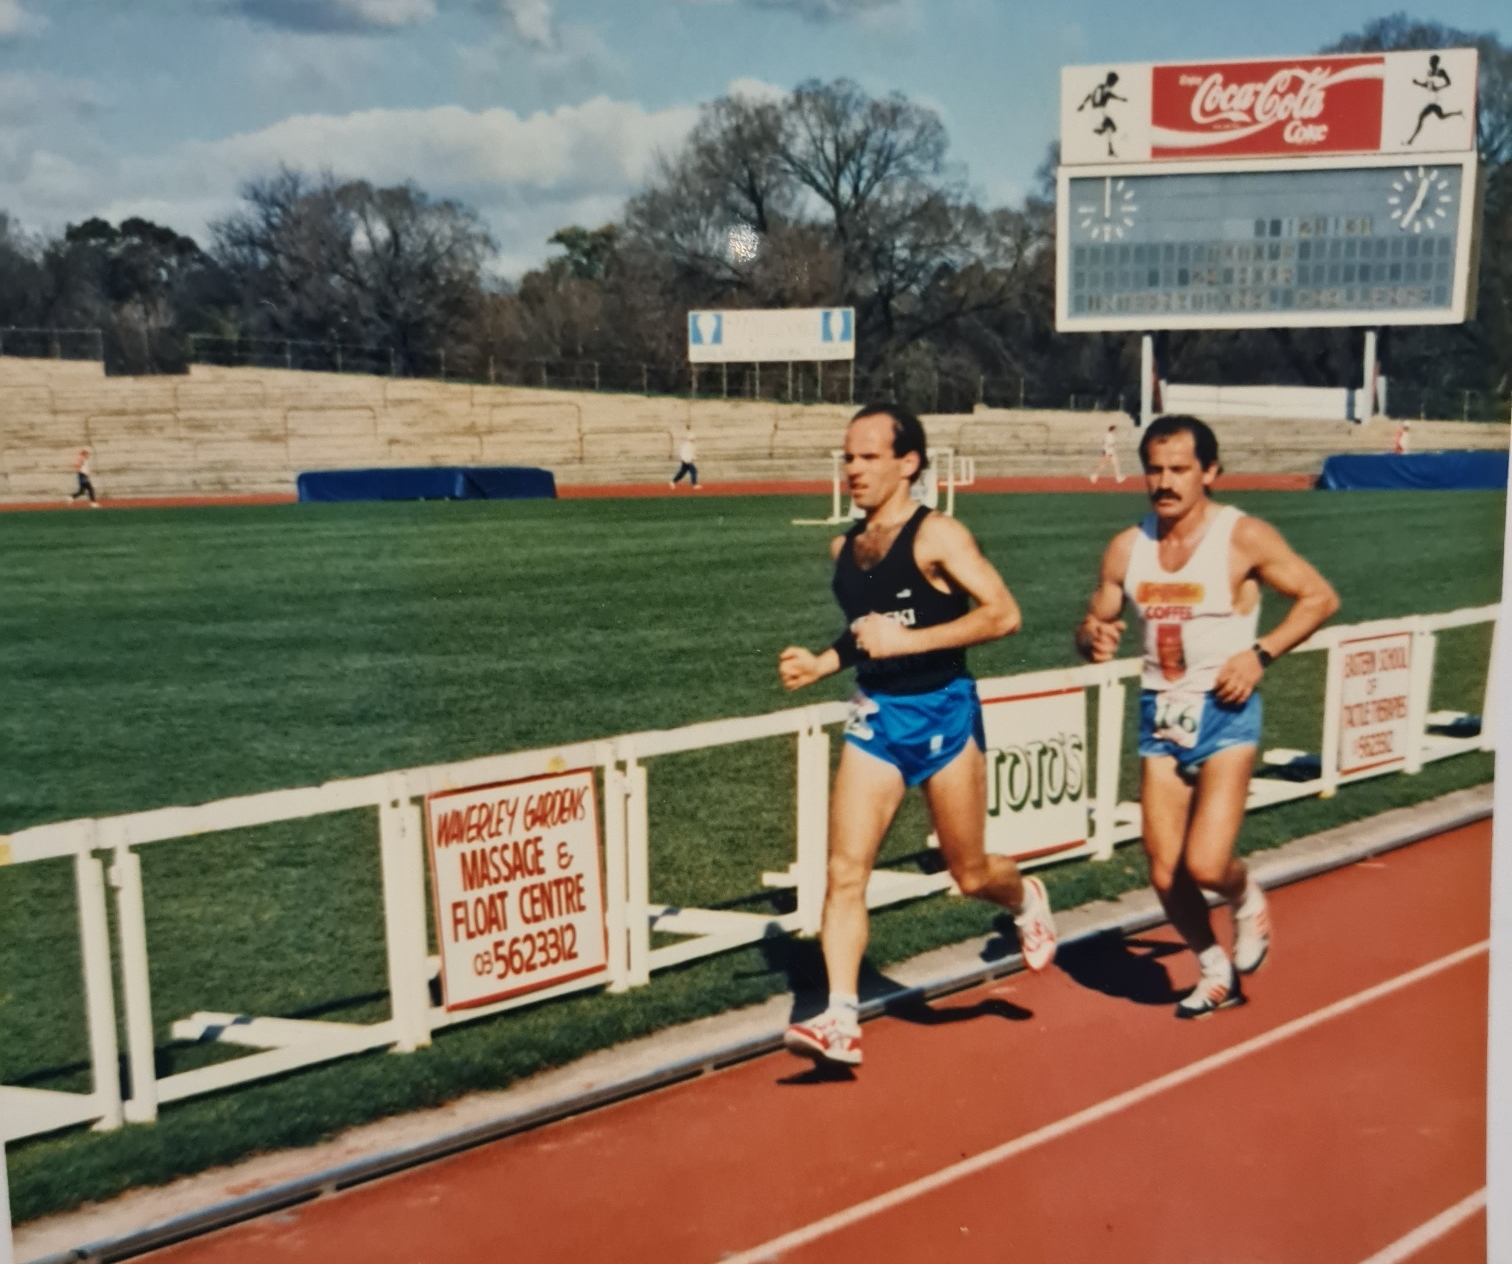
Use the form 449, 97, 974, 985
777, 405, 1056, 1067
1076, 416, 1338, 1018
1405, 54, 1464, 145
1079, 71, 1127, 158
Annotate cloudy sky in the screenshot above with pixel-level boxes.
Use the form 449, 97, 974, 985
0, 0, 1505, 276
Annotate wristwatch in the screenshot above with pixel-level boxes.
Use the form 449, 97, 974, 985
1252, 643, 1274, 669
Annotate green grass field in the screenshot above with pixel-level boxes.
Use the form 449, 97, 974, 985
0, 488, 1503, 1220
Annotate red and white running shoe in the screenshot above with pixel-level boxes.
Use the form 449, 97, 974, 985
1176, 955, 1245, 1019
783, 1012, 862, 1066
1232, 885, 1271, 975
1014, 876, 1058, 971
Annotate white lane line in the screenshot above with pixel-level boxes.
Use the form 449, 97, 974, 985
721, 940, 1489, 1264
1357, 1189, 1486, 1264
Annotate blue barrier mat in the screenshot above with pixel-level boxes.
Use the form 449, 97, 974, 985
297, 467, 557, 502
1317, 450, 1508, 492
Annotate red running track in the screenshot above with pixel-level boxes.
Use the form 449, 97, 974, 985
149, 821, 1488, 1264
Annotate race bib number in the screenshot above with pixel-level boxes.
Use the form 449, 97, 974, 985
845, 693, 879, 741
1152, 690, 1204, 749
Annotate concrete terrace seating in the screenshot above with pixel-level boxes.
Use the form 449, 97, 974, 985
0, 358, 1505, 501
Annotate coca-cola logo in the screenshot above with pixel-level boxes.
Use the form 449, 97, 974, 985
1188, 67, 1336, 129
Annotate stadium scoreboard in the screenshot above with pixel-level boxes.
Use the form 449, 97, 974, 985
1057, 50, 1483, 332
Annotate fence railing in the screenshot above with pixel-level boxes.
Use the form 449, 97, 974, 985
0, 603, 1495, 1146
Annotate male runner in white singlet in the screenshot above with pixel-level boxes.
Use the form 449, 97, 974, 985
777, 405, 1057, 1066
1076, 416, 1338, 1017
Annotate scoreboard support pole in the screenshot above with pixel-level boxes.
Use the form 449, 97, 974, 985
1139, 334, 1155, 427
1361, 329, 1379, 424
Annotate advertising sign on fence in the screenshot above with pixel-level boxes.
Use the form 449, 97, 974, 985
981, 688, 1088, 859
1338, 631, 1413, 775
426, 769, 608, 1011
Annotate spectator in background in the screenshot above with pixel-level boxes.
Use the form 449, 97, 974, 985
1394, 422, 1412, 455
71, 447, 101, 507
1090, 423, 1124, 484
670, 427, 700, 489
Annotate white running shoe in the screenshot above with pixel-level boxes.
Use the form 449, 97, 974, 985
1014, 876, 1058, 971
1176, 953, 1244, 1019
783, 1011, 862, 1066
1232, 884, 1271, 975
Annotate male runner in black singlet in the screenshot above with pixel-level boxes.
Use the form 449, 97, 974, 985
777, 405, 1057, 1067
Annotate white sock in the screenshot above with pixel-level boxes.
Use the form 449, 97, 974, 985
1197, 945, 1231, 976
828, 992, 860, 1026
1232, 876, 1264, 916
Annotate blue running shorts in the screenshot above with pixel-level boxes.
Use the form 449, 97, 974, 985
1138, 689, 1263, 773
843, 677, 986, 786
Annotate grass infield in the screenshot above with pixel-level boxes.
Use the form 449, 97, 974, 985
0, 488, 1503, 1221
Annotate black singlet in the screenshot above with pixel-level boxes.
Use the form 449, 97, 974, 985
832, 505, 971, 695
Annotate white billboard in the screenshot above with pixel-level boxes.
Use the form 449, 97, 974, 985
981, 687, 1089, 861
687, 307, 855, 363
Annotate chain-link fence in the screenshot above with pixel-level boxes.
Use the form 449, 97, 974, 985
0, 327, 105, 362
171, 334, 1512, 424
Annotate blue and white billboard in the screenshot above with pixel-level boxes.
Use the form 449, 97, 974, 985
687, 307, 855, 363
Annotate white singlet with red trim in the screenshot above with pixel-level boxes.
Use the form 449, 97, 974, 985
1123, 503, 1258, 693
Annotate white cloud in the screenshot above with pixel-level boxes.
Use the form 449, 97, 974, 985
678, 0, 907, 23
499, 0, 554, 48
232, 0, 437, 33
726, 76, 787, 103
2, 96, 700, 276
0, 0, 43, 39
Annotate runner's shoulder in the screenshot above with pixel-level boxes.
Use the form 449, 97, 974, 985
1103, 524, 1142, 578
1228, 511, 1288, 560
914, 508, 980, 557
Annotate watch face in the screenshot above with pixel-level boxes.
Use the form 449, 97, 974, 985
1388, 166, 1455, 234
1076, 176, 1139, 242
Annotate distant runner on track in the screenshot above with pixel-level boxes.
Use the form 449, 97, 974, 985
1075, 415, 1338, 1017
777, 404, 1057, 1067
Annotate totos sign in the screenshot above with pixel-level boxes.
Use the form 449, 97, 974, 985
426, 768, 608, 1010
981, 687, 1088, 861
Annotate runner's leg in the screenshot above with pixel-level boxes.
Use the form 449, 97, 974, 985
820, 742, 906, 997
1140, 755, 1217, 953
923, 739, 1024, 910
1182, 743, 1255, 902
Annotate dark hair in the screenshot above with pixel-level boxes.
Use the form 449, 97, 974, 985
1139, 414, 1220, 472
850, 403, 928, 484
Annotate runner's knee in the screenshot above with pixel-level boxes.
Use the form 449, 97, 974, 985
1186, 852, 1236, 890
826, 853, 869, 898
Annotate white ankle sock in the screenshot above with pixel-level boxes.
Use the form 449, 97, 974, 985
828, 992, 860, 1026
1233, 877, 1264, 916
1197, 945, 1230, 975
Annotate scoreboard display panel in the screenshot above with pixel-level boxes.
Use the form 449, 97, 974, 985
1056, 155, 1480, 331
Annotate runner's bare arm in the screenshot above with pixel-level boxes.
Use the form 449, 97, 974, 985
1074, 528, 1136, 662
776, 533, 852, 691
1212, 517, 1340, 704
850, 515, 1020, 660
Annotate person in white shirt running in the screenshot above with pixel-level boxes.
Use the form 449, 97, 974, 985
1075, 415, 1338, 1017
1090, 423, 1124, 484
670, 428, 700, 488
71, 448, 101, 507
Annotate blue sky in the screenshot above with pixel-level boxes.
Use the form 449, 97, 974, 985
0, 0, 1505, 276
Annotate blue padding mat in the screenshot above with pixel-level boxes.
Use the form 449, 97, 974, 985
297, 467, 557, 503
1317, 451, 1508, 491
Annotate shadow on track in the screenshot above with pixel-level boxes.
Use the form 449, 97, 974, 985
1055, 932, 1184, 1006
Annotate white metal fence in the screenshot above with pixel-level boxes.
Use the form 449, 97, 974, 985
0, 604, 1496, 1150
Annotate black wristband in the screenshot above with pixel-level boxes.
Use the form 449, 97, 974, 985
831, 630, 862, 668
1252, 642, 1274, 669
